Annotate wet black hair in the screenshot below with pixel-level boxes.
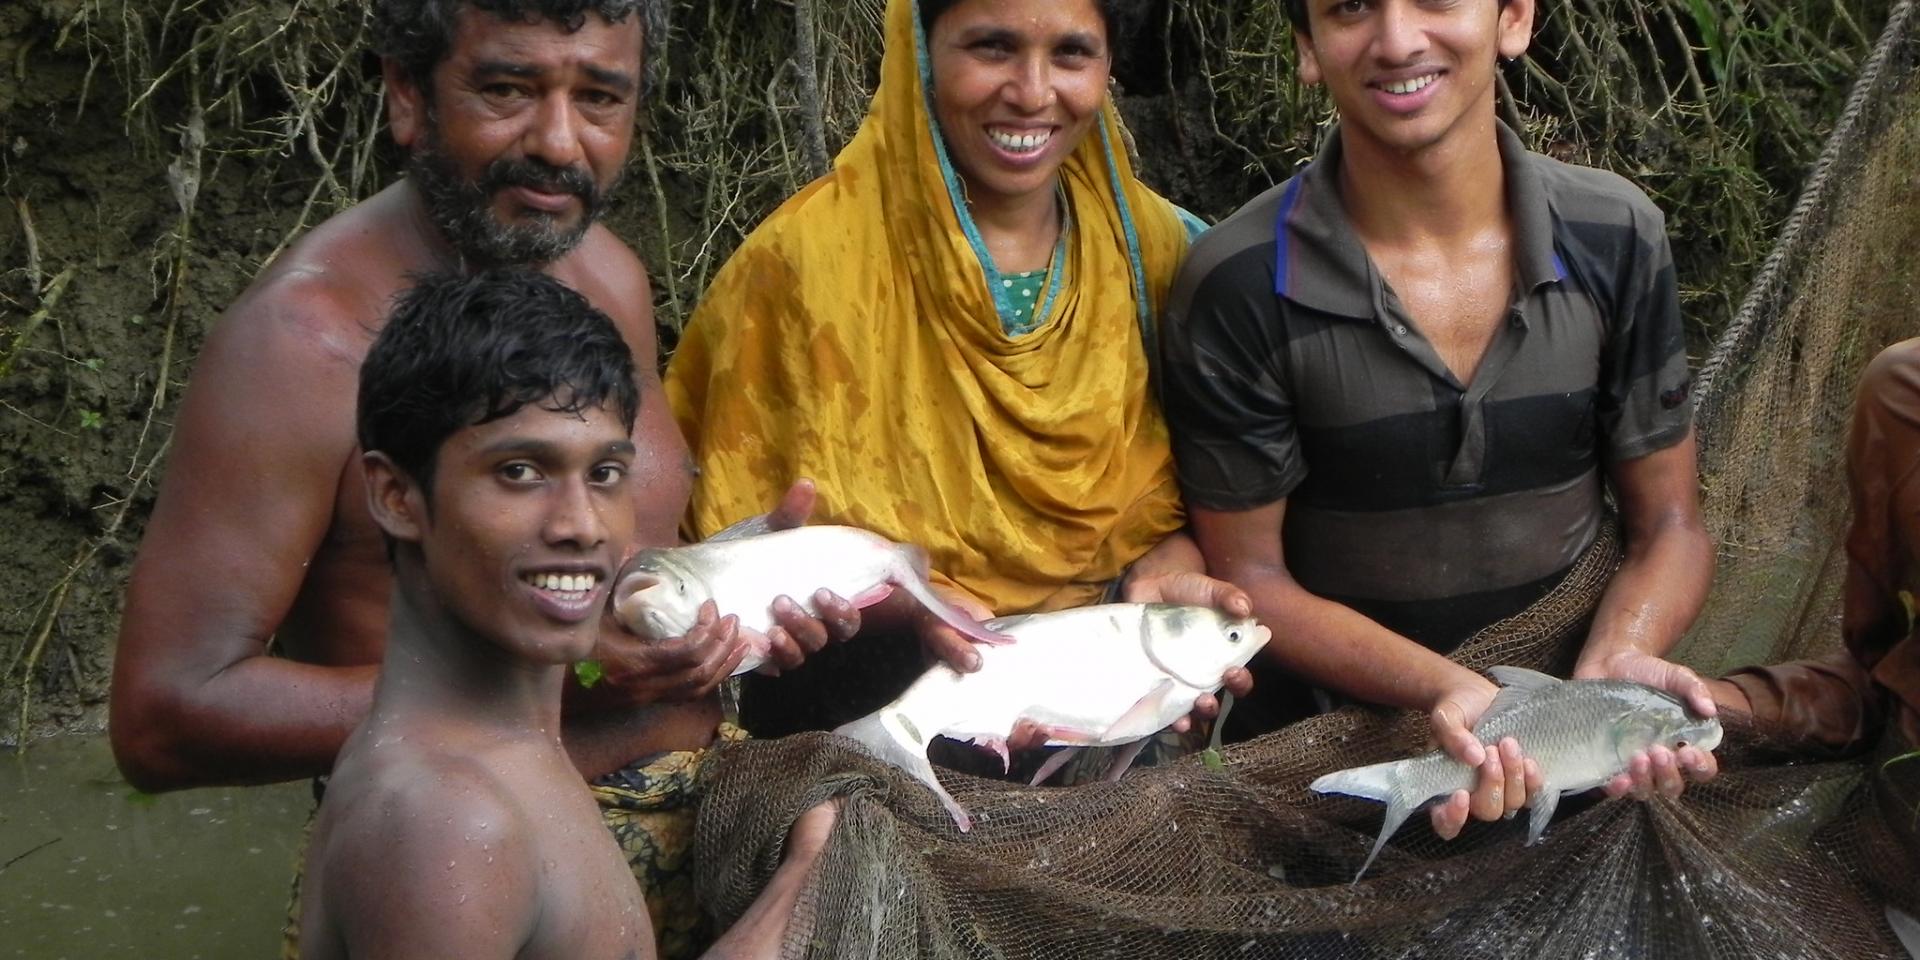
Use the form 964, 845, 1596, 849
374, 0, 666, 94
918, 0, 1143, 55
1281, 0, 1513, 35
357, 269, 639, 496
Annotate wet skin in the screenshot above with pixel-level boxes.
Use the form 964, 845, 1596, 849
108, 8, 858, 794
302, 405, 655, 960
300, 404, 832, 960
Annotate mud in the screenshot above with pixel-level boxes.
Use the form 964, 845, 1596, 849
0, 4, 301, 741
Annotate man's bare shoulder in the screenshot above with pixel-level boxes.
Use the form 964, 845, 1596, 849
555, 224, 651, 323
216, 184, 435, 364
312, 747, 543, 957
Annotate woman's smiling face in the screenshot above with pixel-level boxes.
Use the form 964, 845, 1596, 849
925, 0, 1111, 214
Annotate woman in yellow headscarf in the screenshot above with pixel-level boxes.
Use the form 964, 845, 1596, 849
667, 0, 1251, 738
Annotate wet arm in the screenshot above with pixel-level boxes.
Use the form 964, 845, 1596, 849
1575, 430, 1715, 680
1575, 430, 1719, 795
109, 294, 375, 791
1190, 501, 1488, 712
1191, 501, 1534, 832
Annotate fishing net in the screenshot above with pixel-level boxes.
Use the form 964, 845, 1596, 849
692, 4, 1920, 956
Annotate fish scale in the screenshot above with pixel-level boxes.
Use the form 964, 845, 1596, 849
1310, 667, 1723, 882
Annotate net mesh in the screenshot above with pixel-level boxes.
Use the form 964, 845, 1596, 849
693, 5, 1920, 956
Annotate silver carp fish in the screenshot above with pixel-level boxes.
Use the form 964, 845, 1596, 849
612, 525, 1008, 675
1310, 666, 1724, 882
835, 603, 1271, 832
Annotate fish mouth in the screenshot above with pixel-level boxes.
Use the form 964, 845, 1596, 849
1686, 719, 1724, 754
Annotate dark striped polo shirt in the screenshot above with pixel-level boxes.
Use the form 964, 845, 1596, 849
1160, 123, 1693, 653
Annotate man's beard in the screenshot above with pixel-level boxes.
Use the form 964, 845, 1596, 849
409, 123, 618, 268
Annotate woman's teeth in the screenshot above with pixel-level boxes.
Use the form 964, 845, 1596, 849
527, 572, 598, 594
1382, 73, 1439, 95
989, 127, 1052, 154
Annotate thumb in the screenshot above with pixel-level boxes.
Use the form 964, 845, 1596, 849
767, 478, 817, 531
1432, 701, 1485, 766
1212, 579, 1253, 617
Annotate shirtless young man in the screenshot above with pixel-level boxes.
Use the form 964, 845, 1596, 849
108, 1, 854, 952
300, 270, 831, 960
1160, 0, 1721, 845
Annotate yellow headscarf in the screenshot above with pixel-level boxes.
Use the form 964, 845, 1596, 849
666, 0, 1190, 614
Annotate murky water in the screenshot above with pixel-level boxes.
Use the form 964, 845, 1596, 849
0, 736, 310, 959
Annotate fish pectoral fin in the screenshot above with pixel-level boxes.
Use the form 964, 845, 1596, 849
849, 583, 895, 608
965, 735, 1011, 774
1030, 747, 1081, 786
1525, 783, 1561, 845
1098, 679, 1180, 742
1102, 738, 1152, 783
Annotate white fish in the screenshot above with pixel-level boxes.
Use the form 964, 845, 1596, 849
1310, 666, 1724, 882
835, 603, 1270, 832
612, 525, 1007, 675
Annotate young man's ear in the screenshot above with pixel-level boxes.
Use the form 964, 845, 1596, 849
1496, 0, 1537, 62
383, 59, 426, 151
364, 451, 428, 544
1293, 28, 1323, 86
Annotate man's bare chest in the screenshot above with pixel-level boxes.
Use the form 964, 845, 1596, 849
1376, 249, 1514, 386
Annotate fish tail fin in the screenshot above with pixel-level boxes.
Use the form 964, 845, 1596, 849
1352, 797, 1419, 884
888, 561, 1013, 646
1312, 759, 1431, 884
833, 709, 974, 832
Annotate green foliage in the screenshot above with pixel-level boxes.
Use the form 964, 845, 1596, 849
574, 659, 606, 690
37, 0, 1891, 343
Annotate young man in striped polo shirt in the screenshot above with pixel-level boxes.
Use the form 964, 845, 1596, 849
1159, 0, 1721, 843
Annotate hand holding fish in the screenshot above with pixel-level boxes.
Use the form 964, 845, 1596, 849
1313, 667, 1724, 882
616, 524, 1008, 676
1119, 568, 1258, 735
1576, 649, 1720, 798
721, 478, 866, 671
587, 600, 752, 706
909, 582, 999, 673
1427, 677, 1545, 840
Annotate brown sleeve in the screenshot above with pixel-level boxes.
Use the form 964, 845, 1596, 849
1842, 340, 1920, 716
1722, 651, 1885, 755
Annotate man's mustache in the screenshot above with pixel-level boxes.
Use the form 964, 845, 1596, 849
484, 158, 597, 204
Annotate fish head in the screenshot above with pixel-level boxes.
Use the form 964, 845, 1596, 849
610, 549, 707, 640
1611, 687, 1725, 763
1138, 604, 1271, 689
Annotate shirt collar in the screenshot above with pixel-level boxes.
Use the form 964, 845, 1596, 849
1273, 121, 1566, 319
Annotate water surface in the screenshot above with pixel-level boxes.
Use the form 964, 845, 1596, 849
1, 736, 309, 959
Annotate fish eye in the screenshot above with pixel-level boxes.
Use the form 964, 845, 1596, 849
1228, 629, 1242, 643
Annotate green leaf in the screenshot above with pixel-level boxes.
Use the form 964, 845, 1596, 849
574, 659, 605, 689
